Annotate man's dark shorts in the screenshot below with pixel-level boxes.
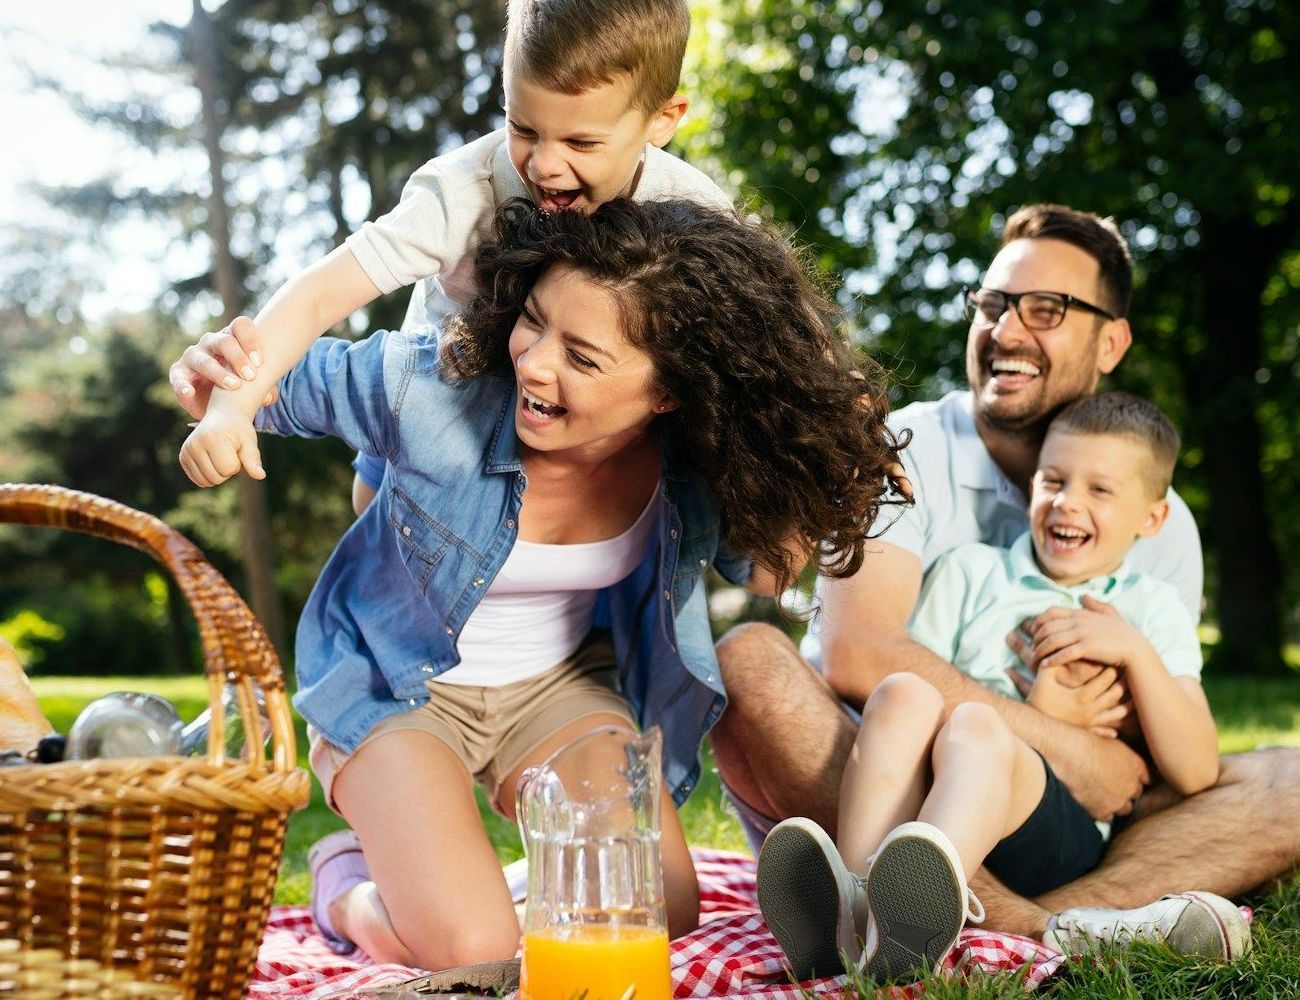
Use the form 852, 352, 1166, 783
983, 754, 1106, 898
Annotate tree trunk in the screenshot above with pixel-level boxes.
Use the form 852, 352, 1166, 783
1194, 219, 1285, 674
190, 0, 287, 658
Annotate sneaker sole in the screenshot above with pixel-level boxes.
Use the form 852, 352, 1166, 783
864, 832, 963, 982
1166, 891, 1252, 961
1044, 891, 1252, 962
756, 820, 850, 980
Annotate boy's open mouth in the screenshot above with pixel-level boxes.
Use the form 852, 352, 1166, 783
536, 185, 581, 211
1047, 524, 1091, 551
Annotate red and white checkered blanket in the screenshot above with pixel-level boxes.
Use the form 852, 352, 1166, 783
248, 848, 1065, 999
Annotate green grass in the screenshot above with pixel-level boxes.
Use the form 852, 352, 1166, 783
834, 877, 1300, 998
27, 672, 1300, 996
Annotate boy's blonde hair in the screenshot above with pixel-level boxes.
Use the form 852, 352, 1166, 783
505, 0, 689, 116
1049, 392, 1180, 499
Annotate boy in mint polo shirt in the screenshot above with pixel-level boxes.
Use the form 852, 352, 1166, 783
907, 391, 1204, 738
757, 392, 1245, 984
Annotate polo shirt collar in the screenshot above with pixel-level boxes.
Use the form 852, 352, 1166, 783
1008, 531, 1128, 596
947, 391, 1026, 507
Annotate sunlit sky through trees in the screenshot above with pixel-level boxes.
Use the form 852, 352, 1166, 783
1, 2, 193, 318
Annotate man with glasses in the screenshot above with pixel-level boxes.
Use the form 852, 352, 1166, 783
711, 203, 1300, 976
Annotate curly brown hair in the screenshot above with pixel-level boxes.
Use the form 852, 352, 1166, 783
443, 198, 908, 593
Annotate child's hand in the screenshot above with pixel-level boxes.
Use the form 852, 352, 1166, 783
169, 317, 275, 420
1027, 596, 1146, 672
1013, 660, 1130, 735
179, 410, 266, 487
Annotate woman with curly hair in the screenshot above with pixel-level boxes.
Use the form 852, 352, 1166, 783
179, 197, 906, 971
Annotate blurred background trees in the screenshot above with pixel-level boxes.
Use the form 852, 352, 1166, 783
2, 0, 1297, 677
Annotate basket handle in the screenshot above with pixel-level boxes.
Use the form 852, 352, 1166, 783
0, 483, 297, 774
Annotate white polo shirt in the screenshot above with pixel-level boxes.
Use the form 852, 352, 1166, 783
344, 129, 733, 335
801, 389, 1204, 665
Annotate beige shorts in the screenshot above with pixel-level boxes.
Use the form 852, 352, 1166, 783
309, 632, 632, 812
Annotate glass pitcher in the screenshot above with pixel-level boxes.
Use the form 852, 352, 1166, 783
516, 725, 672, 1000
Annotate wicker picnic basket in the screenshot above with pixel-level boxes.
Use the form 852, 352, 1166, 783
0, 939, 176, 998
0, 484, 311, 999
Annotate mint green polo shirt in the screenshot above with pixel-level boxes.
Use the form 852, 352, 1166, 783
801, 391, 1203, 668
908, 532, 1203, 703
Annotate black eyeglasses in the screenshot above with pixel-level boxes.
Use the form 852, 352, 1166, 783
963, 286, 1117, 331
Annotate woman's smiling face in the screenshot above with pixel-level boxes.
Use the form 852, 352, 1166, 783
508, 264, 673, 462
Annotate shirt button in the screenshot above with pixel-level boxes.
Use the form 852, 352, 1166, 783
472, 577, 484, 587
699, 558, 708, 567
421, 664, 434, 673
407, 698, 417, 706
445, 626, 454, 635
401, 525, 411, 537
506, 518, 515, 529
663, 589, 671, 600
670, 528, 678, 539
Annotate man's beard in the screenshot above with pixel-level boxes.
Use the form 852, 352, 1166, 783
976, 394, 1064, 440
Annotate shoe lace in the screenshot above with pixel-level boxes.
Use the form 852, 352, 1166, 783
965, 888, 986, 925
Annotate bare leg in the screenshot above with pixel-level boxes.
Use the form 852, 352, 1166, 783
837, 674, 944, 873
496, 712, 701, 940
711, 623, 856, 835
714, 625, 1058, 933
332, 730, 520, 969
1037, 747, 1300, 914
921, 703, 1046, 883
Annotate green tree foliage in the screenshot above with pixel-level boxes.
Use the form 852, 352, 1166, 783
4, 0, 508, 675
196, 0, 505, 328
681, 0, 1300, 673
0, 316, 200, 674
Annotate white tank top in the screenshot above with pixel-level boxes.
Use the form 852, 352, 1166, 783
433, 488, 660, 686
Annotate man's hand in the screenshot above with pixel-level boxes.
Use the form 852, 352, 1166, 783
169, 316, 276, 420
179, 409, 266, 487
1079, 731, 1151, 821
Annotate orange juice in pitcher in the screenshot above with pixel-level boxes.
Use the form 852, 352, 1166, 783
519, 924, 671, 1000
516, 727, 672, 1000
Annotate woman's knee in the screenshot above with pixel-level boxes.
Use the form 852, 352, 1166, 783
400, 913, 520, 971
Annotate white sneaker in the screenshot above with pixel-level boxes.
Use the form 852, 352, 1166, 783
858, 821, 984, 983
1043, 890, 1251, 961
756, 817, 869, 980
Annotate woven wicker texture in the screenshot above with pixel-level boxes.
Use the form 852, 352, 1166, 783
0, 940, 177, 998
0, 484, 311, 999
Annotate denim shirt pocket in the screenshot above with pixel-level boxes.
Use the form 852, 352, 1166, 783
387, 486, 456, 587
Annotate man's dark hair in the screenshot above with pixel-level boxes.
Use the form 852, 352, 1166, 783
1002, 204, 1133, 319
1050, 392, 1180, 497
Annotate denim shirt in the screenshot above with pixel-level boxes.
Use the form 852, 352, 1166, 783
256, 330, 751, 804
